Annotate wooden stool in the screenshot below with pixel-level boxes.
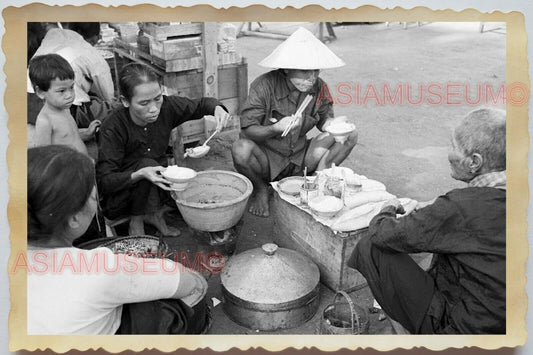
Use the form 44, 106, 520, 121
104, 216, 131, 237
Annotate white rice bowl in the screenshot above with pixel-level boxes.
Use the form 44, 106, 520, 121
326, 121, 356, 136
308, 195, 344, 218
162, 166, 197, 183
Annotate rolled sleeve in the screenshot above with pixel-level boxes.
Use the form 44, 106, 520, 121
166, 96, 222, 126
240, 78, 269, 129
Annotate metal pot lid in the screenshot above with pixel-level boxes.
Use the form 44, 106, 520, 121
221, 243, 320, 304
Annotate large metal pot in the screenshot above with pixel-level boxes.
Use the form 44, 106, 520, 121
220, 243, 320, 331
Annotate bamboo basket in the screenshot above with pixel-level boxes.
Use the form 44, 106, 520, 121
77, 235, 168, 258
319, 290, 370, 334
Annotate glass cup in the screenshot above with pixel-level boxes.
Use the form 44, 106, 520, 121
300, 183, 319, 206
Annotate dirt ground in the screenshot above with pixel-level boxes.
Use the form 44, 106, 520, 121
163, 21, 505, 334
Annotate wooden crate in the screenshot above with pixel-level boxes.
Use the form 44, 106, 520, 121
147, 34, 203, 61
162, 61, 247, 103
112, 41, 248, 110
152, 53, 243, 73
176, 115, 240, 144
143, 22, 203, 41
168, 61, 248, 159
272, 192, 368, 292
108, 22, 139, 43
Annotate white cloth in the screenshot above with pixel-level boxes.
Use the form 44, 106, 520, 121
272, 175, 388, 231
272, 174, 416, 232
27, 247, 182, 335
28, 28, 115, 105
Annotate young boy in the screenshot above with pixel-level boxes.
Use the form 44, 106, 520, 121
28, 53, 91, 155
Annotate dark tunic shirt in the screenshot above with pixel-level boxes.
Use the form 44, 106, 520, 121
96, 95, 219, 197
368, 187, 506, 333
239, 69, 334, 179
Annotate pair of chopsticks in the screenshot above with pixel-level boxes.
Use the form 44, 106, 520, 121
281, 94, 313, 137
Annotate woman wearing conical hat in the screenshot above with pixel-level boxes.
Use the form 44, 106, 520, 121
232, 27, 358, 217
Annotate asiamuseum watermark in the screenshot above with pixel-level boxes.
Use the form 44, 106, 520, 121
11, 250, 226, 274
315, 82, 528, 106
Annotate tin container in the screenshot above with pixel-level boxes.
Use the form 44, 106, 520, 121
220, 243, 321, 331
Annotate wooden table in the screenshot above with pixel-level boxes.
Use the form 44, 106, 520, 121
271, 192, 368, 292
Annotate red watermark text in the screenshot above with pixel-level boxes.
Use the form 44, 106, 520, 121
12, 250, 226, 275
316, 82, 528, 107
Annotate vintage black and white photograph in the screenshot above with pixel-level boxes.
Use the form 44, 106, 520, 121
6, 3, 528, 350
23, 18, 508, 335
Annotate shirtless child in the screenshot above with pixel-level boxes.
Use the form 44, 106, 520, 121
28, 53, 98, 155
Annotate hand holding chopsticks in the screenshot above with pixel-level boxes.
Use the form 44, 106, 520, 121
281, 94, 313, 137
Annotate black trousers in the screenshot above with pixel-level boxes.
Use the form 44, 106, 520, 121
115, 298, 209, 335
348, 235, 436, 334
103, 157, 174, 219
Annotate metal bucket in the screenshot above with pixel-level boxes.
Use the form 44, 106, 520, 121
320, 291, 369, 334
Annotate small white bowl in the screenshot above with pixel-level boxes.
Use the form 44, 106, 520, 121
161, 166, 197, 185
168, 181, 190, 191
308, 195, 344, 218
326, 120, 356, 144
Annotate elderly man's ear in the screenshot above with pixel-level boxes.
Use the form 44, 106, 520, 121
468, 153, 483, 174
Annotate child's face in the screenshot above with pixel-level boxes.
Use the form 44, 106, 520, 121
38, 77, 75, 110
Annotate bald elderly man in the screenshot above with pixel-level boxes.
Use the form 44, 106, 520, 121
349, 108, 506, 334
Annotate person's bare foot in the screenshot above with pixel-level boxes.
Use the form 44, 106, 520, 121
248, 187, 270, 217
129, 215, 146, 236
144, 209, 181, 237
159, 204, 174, 214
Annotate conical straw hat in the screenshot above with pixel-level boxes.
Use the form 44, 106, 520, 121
258, 27, 345, 69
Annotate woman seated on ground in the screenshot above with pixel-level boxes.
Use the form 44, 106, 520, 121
96, 62, 230, 237
348, 108, 506, 334
27, 145, 208, 334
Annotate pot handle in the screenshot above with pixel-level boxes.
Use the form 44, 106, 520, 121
262, 243, 278, 256
334, 290, 361, 335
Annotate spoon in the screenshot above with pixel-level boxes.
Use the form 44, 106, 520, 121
203, 129, 219, 147
183, 129, 219, 158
